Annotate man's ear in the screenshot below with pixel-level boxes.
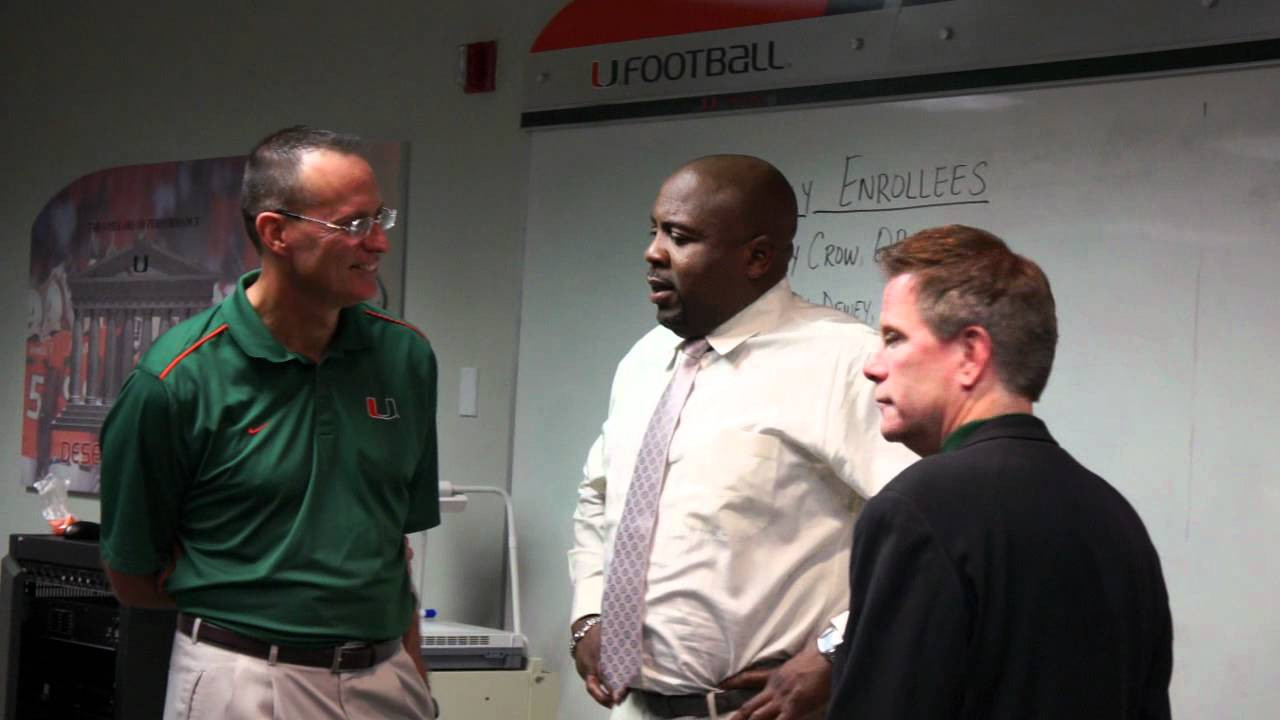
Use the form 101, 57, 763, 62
744, 235, 776, 280
956, 325, 994, 390
255, 212, 290, 258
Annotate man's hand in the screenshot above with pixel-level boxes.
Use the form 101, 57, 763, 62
571, 616, 625, 708
157, 542, 181, 589
402, 537, 430, 684
403, 609, 430, 683
721, 644, 831, 720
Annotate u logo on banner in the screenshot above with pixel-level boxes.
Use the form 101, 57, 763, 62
366, 397, 399, 421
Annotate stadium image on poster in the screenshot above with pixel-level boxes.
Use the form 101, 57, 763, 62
21, 146, 408, 494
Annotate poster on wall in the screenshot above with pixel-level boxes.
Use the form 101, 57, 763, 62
20, 144, 408, 494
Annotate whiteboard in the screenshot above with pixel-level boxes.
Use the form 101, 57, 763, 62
510, 64, 1280, 720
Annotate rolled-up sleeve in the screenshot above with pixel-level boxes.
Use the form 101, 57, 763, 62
568, 432, 608, 621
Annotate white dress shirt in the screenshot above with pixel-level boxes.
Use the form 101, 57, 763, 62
570, 279, 917, 693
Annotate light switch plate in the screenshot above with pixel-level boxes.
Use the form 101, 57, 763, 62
459, 367, 478, 417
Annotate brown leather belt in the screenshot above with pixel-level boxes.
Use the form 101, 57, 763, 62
631, 688, 758, 719
178, 613, 401, 673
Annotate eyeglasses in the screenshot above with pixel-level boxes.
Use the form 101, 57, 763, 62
273, 206, 397, 238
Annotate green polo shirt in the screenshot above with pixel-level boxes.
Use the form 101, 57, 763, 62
100, 270, 439, 645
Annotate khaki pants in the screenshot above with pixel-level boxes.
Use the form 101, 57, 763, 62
163, 630, 437, 719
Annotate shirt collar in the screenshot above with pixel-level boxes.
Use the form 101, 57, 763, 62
703, 278, 793, 358
327, 305, 374, 358
941, 413, 1039, 452
223, 269, 373, 363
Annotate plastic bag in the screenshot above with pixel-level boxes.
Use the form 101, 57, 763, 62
33, 473, 77, 534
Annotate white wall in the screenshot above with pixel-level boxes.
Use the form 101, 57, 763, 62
0, 0, 562, 632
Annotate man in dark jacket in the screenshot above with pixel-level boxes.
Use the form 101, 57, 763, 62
827, 224, 1172, 720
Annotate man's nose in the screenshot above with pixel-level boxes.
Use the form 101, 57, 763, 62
863, 349, 887, 382
363, 224, 389, 254
644, 233, 667, 265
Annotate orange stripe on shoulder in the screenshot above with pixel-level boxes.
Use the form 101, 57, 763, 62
363, 309, 427, 340
159, 324, 229, 379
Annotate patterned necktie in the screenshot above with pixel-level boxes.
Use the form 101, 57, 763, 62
599, 337, 712, 693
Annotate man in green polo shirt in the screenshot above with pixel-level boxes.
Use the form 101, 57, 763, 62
826, 225, 1172, 719
100, 126, 439, 718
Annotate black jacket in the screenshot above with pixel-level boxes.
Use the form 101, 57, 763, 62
827, 415, 1172, 720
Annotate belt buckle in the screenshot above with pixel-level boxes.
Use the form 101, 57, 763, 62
330, 641, 371, 673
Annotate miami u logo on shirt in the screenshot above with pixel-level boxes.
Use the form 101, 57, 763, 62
366, 397, 399, 421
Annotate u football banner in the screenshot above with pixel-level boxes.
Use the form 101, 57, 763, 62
521, 0, 1280, 127
522, 0, 967, 125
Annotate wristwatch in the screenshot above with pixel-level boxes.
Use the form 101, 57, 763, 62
569, 615, 602, 657
816, 610, 850, 662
